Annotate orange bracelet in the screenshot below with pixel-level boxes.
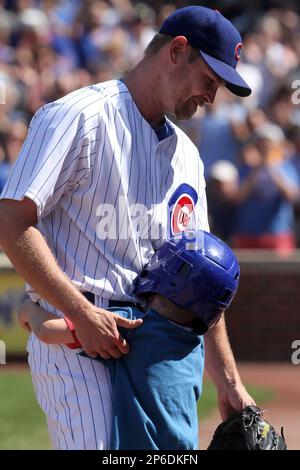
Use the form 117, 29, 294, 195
64, 317, 82, 349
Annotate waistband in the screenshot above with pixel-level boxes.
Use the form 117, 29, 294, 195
82, 291, 141, 310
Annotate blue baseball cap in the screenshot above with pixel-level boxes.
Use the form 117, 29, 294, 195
159, 6, 251, 97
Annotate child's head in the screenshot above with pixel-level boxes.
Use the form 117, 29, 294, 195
142, 292, 198, 327
135, 230, 240, 334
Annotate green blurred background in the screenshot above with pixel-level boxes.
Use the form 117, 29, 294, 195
0, 367, 274, 450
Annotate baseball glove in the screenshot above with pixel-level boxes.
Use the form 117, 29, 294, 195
207, 405, 287, 450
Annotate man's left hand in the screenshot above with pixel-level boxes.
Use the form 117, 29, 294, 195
217, 381, 256, 421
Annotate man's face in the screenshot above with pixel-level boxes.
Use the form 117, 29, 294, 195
166, 43, 224, 120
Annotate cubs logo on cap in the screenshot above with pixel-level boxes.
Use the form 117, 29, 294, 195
235, 42, 242, 61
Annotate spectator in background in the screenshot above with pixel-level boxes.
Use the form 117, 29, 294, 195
232, 123, 300, 253
206, 160, 238, 244
125, 3, 157, 66
0, 7, 15, 63
74, 0, 131, 73
0, 118, 27, 193
290, 127, 300, 180
267, 84, 300, 138
289, 127, 300, 246
192, 89, 246, 178
0, 0, 300, 247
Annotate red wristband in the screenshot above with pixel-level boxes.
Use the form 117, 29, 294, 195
64, 317, 82, 349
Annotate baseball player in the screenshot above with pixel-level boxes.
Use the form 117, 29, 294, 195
18, 230, 241, 450
0, 6, 254, 449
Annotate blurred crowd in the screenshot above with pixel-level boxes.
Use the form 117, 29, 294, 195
0, 0, 300, 253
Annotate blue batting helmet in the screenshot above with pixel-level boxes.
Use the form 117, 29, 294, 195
135, 230, 240, 333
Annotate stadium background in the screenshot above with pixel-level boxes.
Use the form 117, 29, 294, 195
0, 0, 299, 450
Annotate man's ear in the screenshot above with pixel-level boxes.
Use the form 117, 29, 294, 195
169, 36, 189, 64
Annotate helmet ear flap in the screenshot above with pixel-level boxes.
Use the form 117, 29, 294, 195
220, 289, 234, 305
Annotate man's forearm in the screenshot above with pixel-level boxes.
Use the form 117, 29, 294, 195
0, 219, 90, 320
204, 316, 241, 388
0, 199, 141, 359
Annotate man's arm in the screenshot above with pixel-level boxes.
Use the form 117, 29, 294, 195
204, 316, 255, 420
0, 198, 142, 359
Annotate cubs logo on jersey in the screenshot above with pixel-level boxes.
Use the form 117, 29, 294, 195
168, 184, 198, 237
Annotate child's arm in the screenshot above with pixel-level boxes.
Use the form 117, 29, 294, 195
18, 299, 75, 345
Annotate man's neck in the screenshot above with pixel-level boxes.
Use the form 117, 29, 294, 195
122, 60, 166, 128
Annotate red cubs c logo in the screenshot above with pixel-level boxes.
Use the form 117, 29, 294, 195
171, 194, 195, 235
235, 42, 242, 61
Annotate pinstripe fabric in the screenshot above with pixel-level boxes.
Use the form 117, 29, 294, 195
27, 335, 112, 450
1, 79, 208, 306
2, 79, 208, 449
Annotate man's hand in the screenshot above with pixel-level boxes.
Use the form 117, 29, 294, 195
72, 305, 143, 359
217, 381, 256, 421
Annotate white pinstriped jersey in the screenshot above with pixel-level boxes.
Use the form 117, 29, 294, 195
1, 79, 209, 312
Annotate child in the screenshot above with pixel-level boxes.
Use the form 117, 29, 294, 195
18, 230, 240, 450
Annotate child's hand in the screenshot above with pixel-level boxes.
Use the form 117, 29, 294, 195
17, 299, 33, 332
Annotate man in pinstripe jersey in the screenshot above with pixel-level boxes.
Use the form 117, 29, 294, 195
0, 7, 254, 449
